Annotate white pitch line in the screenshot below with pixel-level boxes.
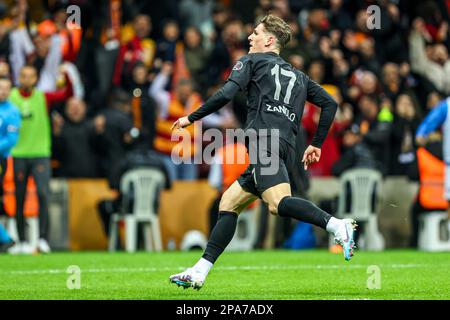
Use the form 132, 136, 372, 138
0, 263, 432, 276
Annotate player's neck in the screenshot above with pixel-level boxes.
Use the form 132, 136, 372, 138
254, 48, 279, 55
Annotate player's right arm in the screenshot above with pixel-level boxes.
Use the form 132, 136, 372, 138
172, 56, 252, 130
302, 78, 338, 168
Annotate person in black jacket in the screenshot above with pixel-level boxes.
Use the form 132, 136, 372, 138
121, 62, 157, 151
97, 145, 171, 239
332, 125, 382, 177
94, 90, 136, 177
52, 97, 99, 178
389, 93, 421, 175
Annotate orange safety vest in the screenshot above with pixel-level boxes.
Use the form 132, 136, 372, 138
2, 158, 39, 217
218, 143, 249, 191
154, 94, 202, 158
60, 23, 82, 59
417, 147, 448, 210
217, 143, 257, 209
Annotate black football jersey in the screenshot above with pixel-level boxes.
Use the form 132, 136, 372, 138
227, 52, 334, 147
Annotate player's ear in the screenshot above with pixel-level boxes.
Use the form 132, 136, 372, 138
265, 35, 275, 47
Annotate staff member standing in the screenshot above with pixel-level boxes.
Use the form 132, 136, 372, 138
9, 65, 72, 254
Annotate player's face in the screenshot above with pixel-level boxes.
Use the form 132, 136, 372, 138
248, 23, 271, 53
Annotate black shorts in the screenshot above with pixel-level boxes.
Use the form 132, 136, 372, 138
237, 137, 296, 198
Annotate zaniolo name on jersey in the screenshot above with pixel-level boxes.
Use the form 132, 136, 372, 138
265, 103, 296, 122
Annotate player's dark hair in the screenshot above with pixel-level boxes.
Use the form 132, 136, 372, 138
260, 14, 292, 49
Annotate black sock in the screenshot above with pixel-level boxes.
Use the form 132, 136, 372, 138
202, 211, 238, 264
277, 196, 332, 229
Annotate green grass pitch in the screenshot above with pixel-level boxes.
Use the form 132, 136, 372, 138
0, 250, 449, 300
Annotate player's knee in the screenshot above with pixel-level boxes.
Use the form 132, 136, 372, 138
268, 202, 279, 216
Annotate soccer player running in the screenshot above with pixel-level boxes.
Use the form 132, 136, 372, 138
169, 14, 357, 290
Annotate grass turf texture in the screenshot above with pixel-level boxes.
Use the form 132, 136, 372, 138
0, 250, 449, 300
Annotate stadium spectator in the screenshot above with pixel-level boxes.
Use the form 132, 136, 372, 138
113, 14, 156, 87
302, 85, 352, 176
327, 0, 352, 31
97, 146, 171, 241
88, 0, 122, 110
208, 17, 247, 86
179, 0, 214, 32
52, 97, 99, 178
381, 62, 410, 103
183, 26, 209, 94
149, 63, 202, 181
352, 95, 393, 174
29, 33, 63, 93
279, 18, 306, 70
0, 62, 9, 78
36, 5, 82, 62
389, 94, 421, 175
417, 0, 450, 45
307, 59, 325, 84
347, 70, 380, 104
332, 125, 381, 177
409, 18, 450, 95
94, 90, 135, 178
9, 64, 72, 254
370, 2, 407, 64
155, 19, 180, 66
200, 2, 230, 51
123, 62, 158, 151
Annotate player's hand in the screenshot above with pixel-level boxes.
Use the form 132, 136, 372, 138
302, 145, 321, 170
171, 116, 192, 130
415, 135, 427, 147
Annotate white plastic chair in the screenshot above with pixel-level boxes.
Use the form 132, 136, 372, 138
332, 168, 385, 251
418, 211, 450, 251
108, 168, 166, 253
227, 208, 258, 251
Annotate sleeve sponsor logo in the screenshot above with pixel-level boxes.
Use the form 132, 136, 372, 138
233, 61, 244, 71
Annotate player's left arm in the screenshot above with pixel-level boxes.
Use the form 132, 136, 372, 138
302, 78, 338, 169
171, 81, 241, 130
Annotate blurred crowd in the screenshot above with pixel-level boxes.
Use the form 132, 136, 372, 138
0, 0, 448, 253
0, 0, 448, 180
